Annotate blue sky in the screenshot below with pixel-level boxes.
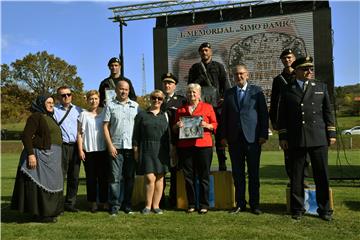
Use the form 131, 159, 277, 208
1, 1, 359, 95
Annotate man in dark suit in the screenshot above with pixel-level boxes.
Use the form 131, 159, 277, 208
161, 73, 187, 208
220, 64, 269, 214
278, 56, 336, 221
269, 49, 310, 184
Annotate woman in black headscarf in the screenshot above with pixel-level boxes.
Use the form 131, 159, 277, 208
11, 95, 64, 223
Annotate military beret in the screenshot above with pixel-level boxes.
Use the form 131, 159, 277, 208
107, 57, 121, 66
280, 49, 295, 58
198, 42, 211, 52
161, 72, 178, 84
291, 56, 314, 69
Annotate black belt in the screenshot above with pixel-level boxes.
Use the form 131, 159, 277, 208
63, 142, 75, 145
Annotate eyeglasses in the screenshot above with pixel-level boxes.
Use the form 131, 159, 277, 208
299, 67, 314, 72
61, 93, 72, 98
151, 96, 163, 101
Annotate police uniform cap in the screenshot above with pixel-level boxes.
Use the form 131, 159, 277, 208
280, 49, 294, 58
291, 56, 314, 69
161, 73, 178, 84
198, 42, 211, 52
108, 57, 121, 66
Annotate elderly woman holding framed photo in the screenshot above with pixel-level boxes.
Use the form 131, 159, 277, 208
174, 83, 217, 214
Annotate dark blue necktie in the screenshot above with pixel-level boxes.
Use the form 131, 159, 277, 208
238, 89, 245, 107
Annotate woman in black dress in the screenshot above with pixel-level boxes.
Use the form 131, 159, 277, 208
11, 95, 63, 223
133, 90, 170, 214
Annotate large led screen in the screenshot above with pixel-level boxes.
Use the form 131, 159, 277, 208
167, 12, 314, 102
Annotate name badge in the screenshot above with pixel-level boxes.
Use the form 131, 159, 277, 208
315, 92, 324, 94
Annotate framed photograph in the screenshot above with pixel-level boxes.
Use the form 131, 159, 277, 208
105, 89, 116, 105
179, 116, 203, 139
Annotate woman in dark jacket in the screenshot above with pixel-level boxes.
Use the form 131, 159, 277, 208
11, 95, 63, 223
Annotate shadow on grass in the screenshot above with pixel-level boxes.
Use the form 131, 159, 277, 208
344, 201, 360, 211
1, 194, 91, 223
260, 203, 288, 216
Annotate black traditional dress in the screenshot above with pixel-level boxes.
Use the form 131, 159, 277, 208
11, 96, 63, 218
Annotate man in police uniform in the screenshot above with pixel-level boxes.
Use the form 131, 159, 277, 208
270, 49, 309, 184
278, 56, 336, 221
188, 42, 228, 171
161, 73, 187, 208
99, 57, 137, 107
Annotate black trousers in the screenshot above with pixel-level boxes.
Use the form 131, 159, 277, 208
228, 131, 261, 209
289, 145, 331, 215
178, 147, 212, 209
215, 109, 227, 165
83, 151, 108, 203
62, 143, 81, 208
284, 149, 310, 179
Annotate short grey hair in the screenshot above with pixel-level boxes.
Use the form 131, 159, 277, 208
187, 83, 202, 95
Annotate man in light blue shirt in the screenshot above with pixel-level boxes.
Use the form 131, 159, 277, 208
103, 80, 140, 215
54, 86, 82, 212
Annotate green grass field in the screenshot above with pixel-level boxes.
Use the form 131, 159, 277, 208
1, 149, 359, 240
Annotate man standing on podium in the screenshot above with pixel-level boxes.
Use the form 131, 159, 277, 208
188, 42, 229, 171
278, 56, 336, 221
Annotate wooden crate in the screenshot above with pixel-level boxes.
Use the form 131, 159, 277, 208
176, 170, 235, 209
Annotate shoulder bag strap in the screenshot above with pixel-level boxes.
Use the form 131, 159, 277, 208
200, 62, 214, 87
58, 105, 73, 126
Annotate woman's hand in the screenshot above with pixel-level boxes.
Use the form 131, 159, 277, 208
176, 120, 184, 129
27, 154, 37, 169
200, 120, 213, 131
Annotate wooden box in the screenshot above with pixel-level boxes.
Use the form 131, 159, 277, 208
286, 186, 334, 215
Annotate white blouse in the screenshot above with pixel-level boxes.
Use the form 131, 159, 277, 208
78, 109, 106, 152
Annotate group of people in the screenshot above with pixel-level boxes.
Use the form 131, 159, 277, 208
11, 42, 336, 223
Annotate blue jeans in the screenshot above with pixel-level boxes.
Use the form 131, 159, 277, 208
108, 149, 136, 209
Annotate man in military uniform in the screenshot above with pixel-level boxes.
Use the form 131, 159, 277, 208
278, 56, 336, 221
270, 49, 309, 184
161, 73, 187, 208
188, 42, 228, 171
99, 57, 137, 107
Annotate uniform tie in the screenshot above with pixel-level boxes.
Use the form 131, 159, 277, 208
303, 81, 308, 92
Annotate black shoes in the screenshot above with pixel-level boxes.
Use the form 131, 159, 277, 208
319, 214, 333, 221
38, 216, 57, 223
251, 208, 262, 215
229, 206, 246, 214
65, 206, 79, 212
292, 212, 303, 220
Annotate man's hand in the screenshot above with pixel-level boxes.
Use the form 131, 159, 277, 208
329, 138, 336, 145
280, 140, 288, 150
220, 138, 228, 147
133, 146, 139, 162
259, 138, 267, 145
109, 145, 118, 159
